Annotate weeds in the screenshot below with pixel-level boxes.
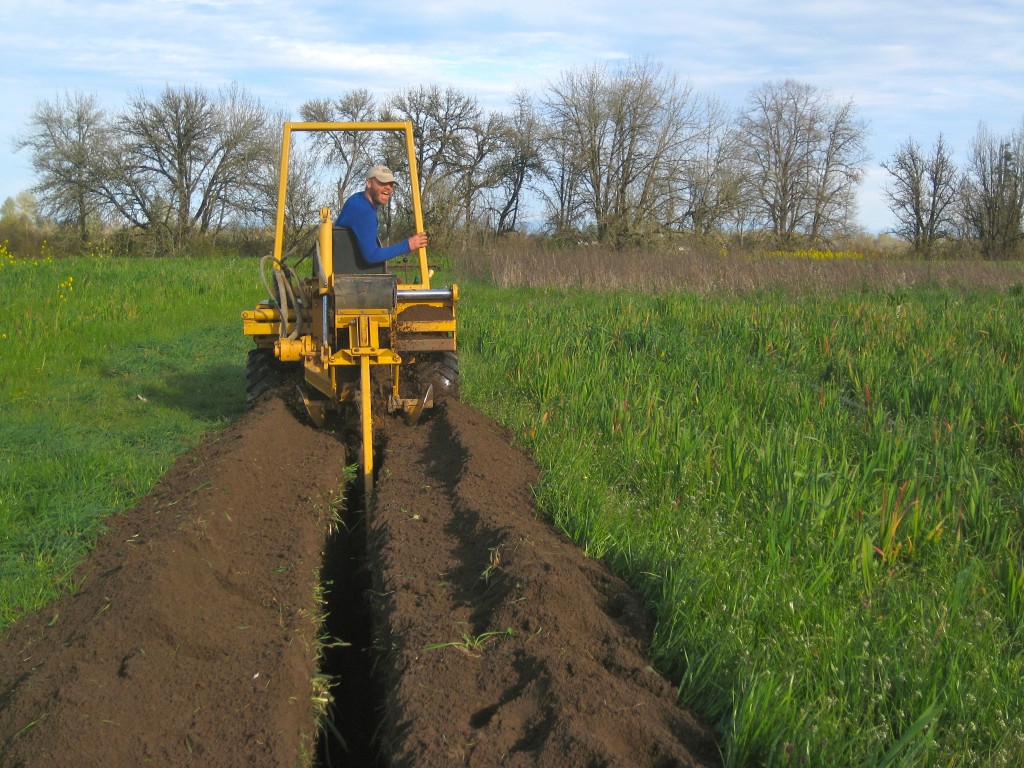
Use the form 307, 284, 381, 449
454, 238, 1024, 295
423, 627, 515, 657
479, 546, 502, 586
318, 466, 356, 535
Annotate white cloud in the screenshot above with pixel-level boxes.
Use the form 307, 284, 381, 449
2, 0, 1023, 234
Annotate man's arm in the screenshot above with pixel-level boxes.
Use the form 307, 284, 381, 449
336, 195, 412, 264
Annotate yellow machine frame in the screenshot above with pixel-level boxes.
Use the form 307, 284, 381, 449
241, 121, 458, 495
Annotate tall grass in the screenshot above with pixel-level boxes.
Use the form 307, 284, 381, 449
457, 235, 1024, 295
457, 280, 1024, 766
0, 247, 255, 625
3, 239, 1022, 765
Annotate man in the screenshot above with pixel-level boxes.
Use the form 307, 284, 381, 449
335, 164, 428, 264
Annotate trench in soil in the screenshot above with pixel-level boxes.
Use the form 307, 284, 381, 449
315, 473, 384, 768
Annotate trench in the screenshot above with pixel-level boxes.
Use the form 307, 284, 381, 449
315, 476, 385, 768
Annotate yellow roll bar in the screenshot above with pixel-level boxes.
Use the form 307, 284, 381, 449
272, 121, 430, 289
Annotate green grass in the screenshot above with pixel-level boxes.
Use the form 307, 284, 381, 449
457, 283, 1024, 767
3, 246, 1022, 765
0, 252, 257, 625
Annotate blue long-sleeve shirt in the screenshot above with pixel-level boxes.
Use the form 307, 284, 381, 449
334, 193, 411, 264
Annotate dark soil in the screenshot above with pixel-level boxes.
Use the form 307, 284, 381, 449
0, 393, 719, 767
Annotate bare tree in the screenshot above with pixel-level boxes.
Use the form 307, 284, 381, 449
126, 85, 215, 240
270, 149, 323, 259
807, 98, 869, 240
736, 79, 869, 246
380, 84, 484, 241
540, 59, 699, 245
882, 134, 959, 257
960, 122, 1024, 259
454, 112, 506, 234
538, 106, 588, 238
485, 90, 545, 234
202, 85, 280, 231
13, 91, 111, 249
673, 94, 745, 236
299, 89, 380, 203
95, 83, 276, 251
0, 192, 45, 255
0, 192, 41, 226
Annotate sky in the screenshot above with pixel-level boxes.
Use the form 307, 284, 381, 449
2, 0, 1023, 234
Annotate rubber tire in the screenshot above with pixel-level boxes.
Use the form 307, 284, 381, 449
245, 347, 290, 406
416, 351, 460, 401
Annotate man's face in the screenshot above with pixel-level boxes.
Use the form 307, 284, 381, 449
367, 178, 395, 207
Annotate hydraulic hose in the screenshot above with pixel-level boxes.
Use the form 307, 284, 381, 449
260, 254, 303, 341
273, 268, 292, 339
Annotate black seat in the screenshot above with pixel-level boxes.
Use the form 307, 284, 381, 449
333, 226, 386, 275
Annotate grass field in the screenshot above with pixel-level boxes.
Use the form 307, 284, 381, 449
0, 250, 253, 623
458, 281, 1024, 767
1, 244, 1022, 766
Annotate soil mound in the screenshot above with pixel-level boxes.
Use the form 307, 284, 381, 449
370, 400, 719, 767
0, 393, 719, 767
0, 395, 346, 767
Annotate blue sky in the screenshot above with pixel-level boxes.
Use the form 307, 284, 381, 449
2, 0, 1022, 233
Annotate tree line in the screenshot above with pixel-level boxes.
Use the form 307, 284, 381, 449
7, 59, 1024, 258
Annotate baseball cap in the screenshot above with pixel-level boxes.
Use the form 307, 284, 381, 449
367, 165, 396, 184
